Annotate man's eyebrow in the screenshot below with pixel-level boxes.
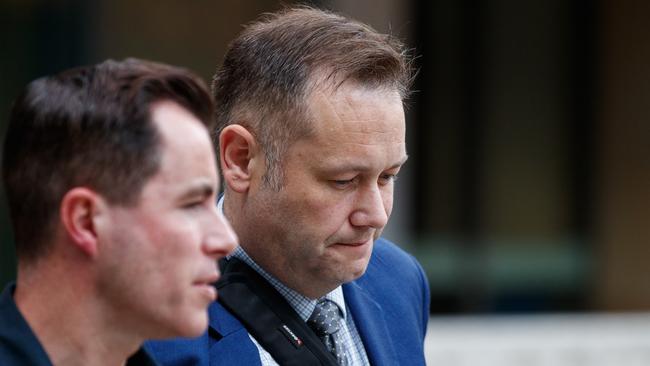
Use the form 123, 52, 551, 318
322, 155, 409, 173
179, 181, 215, 200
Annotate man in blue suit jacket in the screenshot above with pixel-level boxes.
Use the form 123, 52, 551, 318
147, 6, 430, 365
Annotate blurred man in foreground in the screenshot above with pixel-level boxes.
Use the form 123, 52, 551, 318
0, 58, 238, 365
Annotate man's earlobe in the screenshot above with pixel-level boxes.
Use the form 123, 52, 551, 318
220, 124, 258, 193
60, 188, 104, 258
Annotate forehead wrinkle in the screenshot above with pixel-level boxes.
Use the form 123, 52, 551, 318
331, 141, 405, 151
310, 88, 345, 132
311, 89, 403, 136
341, 88, 363, 123
310, 86, 381, 130
341, 89, 404, 134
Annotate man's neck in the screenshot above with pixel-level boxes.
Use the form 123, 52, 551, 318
14, 265, 142, 366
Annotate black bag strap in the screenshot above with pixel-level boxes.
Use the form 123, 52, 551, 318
216, 257, 338, 366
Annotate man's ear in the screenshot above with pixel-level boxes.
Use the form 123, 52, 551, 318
59, 187, 106, 258
220, 124, 259, 193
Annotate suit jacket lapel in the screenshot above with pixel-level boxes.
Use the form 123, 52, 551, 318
208, 302, 262, 366
343, 282, 398, 366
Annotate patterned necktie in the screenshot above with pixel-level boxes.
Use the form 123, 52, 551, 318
307, 299, 349, 366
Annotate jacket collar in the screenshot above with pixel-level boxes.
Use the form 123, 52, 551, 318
343, 280, 399, 366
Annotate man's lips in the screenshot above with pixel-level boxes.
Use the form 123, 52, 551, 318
194, 271, 220, 285
331, 238, 373, 246
332, 239, 372, 248
336, 241, 366, 246
193, 272, 220, 301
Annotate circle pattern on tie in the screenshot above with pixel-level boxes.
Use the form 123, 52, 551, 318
307, 299, 349, 366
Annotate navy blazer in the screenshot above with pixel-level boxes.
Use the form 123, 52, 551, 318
0, 283, 158, 366
146, 238, 430, 365
0, 284, 52, 366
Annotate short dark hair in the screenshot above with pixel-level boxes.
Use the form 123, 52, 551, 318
212, 6, 414, 189
2, 58, 214, 262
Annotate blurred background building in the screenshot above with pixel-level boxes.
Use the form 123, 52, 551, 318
1, 1, 649, 359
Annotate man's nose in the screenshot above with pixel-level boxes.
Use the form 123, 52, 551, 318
349, 184, 389, 229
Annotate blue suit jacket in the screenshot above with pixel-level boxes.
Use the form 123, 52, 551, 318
146, 238, 430, 365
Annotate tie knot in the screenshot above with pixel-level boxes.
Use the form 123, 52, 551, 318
307, 299, 342, 336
